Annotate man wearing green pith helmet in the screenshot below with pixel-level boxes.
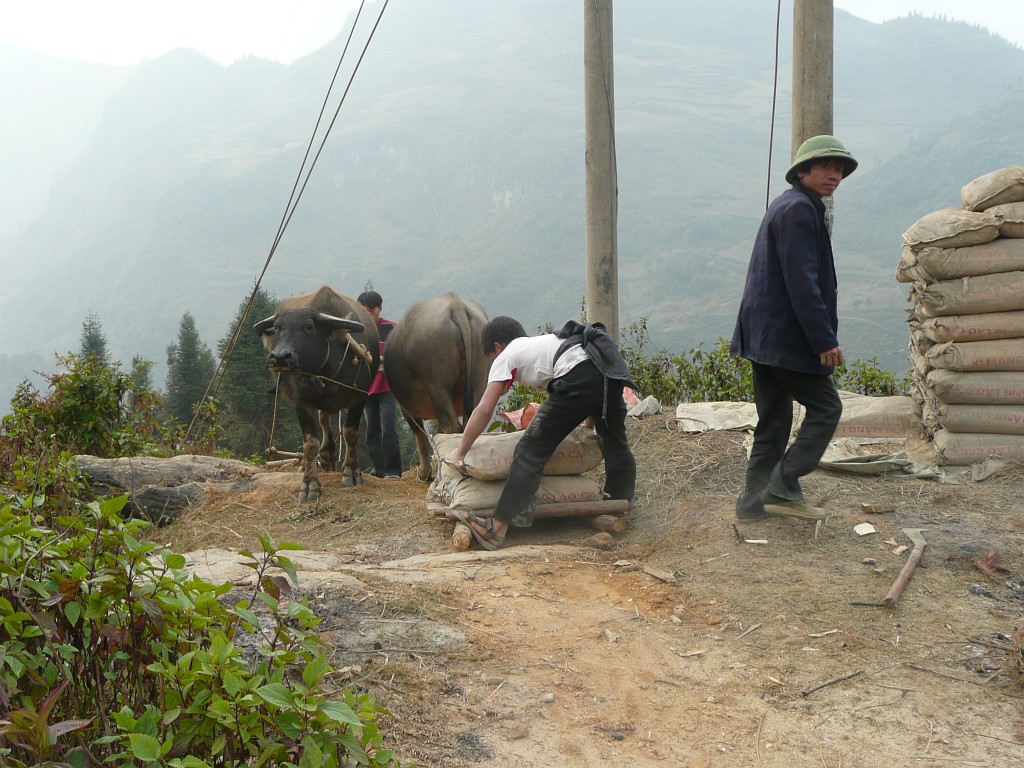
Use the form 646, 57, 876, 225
730, 135, 858, 522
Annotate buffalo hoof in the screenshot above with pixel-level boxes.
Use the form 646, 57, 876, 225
342, 475, 354, 487
298, 491, 320, 503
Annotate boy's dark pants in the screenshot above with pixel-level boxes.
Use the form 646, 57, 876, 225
493, 361, 636, 527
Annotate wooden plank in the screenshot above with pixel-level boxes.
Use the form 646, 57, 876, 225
439, 499, 630, 519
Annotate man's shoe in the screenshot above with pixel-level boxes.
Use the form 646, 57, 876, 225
762, 493, 828, 521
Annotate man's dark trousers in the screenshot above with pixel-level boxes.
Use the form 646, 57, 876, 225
742, 362, 842, 508
364, 391, 402, 477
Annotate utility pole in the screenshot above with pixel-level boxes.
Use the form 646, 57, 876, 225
792, 0, 833, 154
583, 0, 618, 337
792, 0, 835, 231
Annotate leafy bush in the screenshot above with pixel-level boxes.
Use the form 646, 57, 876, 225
0, 488, 405, 767
833, 357, 912, 397
620, 320, 753, 404
619, 319, 909, 405
1, 353, 163, 464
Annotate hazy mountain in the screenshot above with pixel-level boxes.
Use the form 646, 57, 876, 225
1, 0, 1022, 407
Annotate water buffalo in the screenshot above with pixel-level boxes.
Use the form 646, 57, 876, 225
254, 286, 379, 501
385, 292, 489, 481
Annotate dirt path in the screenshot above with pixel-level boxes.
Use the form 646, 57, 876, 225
162, 414, 1024, 767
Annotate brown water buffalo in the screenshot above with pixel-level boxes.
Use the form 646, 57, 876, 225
385, 293, 489, 481
254, 286, 379, 501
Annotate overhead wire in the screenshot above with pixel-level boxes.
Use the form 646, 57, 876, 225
183, 0, 390, 443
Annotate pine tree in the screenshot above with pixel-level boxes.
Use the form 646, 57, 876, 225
216, 287, 300, 457
164, 312, 216, 426
79, 312, 109, 366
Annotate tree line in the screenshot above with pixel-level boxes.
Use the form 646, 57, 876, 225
15, 286, 420, 469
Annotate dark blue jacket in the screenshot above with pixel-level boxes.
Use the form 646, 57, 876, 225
730, 182, 839, 375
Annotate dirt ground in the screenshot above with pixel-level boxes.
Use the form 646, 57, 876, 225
160, 413, 1024, 767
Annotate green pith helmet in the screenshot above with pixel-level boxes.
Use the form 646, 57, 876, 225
785, 135, 858, 184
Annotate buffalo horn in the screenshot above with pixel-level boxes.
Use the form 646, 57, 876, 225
253, 315, 277, 335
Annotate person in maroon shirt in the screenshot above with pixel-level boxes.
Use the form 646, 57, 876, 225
358, 291, 403, 479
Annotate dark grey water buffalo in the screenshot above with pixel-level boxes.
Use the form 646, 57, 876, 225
385, 292, 489, 481
254, 286, 379, 501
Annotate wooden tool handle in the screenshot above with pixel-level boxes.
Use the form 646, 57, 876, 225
882, 545, 926, 608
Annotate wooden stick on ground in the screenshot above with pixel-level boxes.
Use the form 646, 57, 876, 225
438, 498, 630, 519
451, 522, 473, 551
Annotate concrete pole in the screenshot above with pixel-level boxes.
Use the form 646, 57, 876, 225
584, 0, 618, 337
792, 0, 834, 154
792, 0, 835, 232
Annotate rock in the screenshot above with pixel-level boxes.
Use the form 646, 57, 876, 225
586, 532, 616, 550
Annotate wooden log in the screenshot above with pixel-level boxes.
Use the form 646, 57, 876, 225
435, 498, 630, 519
265, 458, 300, 469
452, 522, 473, 551
586, 514, 631, 533
266, 448, 303, 460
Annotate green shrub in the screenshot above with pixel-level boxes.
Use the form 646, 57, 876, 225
0, 353, 164, 475
619, 319, 909, 405
0, 489, 405, 767
620, 321, 753, 404
833, 357, 912, 397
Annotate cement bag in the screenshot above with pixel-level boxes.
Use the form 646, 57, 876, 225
925, 369, 1024, 404
908, 326, 935, 356
433, 428, 603, 481
919, 310, 1024, 343
933, 428, 1024, 465
902, 208, 1001, 250
930, 403, 1024, 435
833, 392, 922, 439
990, 202, 1024, 238
910, 271, 1024, 317
925, 338, 1024, 372
961, 166, 1024, 212
896, 245, 930, 283
897, 238, 1024, 283
908, 348, 932, 378
428, 461, 602, 510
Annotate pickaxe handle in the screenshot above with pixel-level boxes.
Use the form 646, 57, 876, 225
882, 542, 926, 608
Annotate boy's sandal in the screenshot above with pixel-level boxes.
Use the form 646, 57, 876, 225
451, 510, 507, 550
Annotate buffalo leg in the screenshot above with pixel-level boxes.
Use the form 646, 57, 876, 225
318, 411, 338, 472
400, 408, 434, 482
340, 400, 366, 486
295, 404, 323, 502
425, 382, 464, 434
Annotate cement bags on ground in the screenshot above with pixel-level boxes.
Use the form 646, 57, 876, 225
429, 427, 604, 512
430, 461, 602, 510
902, 166, 1024, 465
433, 428, 602, 481
672, 393, 921, 440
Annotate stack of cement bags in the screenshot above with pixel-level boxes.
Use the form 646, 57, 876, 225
898, 166, 1024, 465
429, 428, 606, 513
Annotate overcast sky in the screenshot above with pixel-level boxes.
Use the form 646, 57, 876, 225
1, 1, 1020, 66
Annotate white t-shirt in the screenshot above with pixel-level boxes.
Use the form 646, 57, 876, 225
487, 334, 589, 390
